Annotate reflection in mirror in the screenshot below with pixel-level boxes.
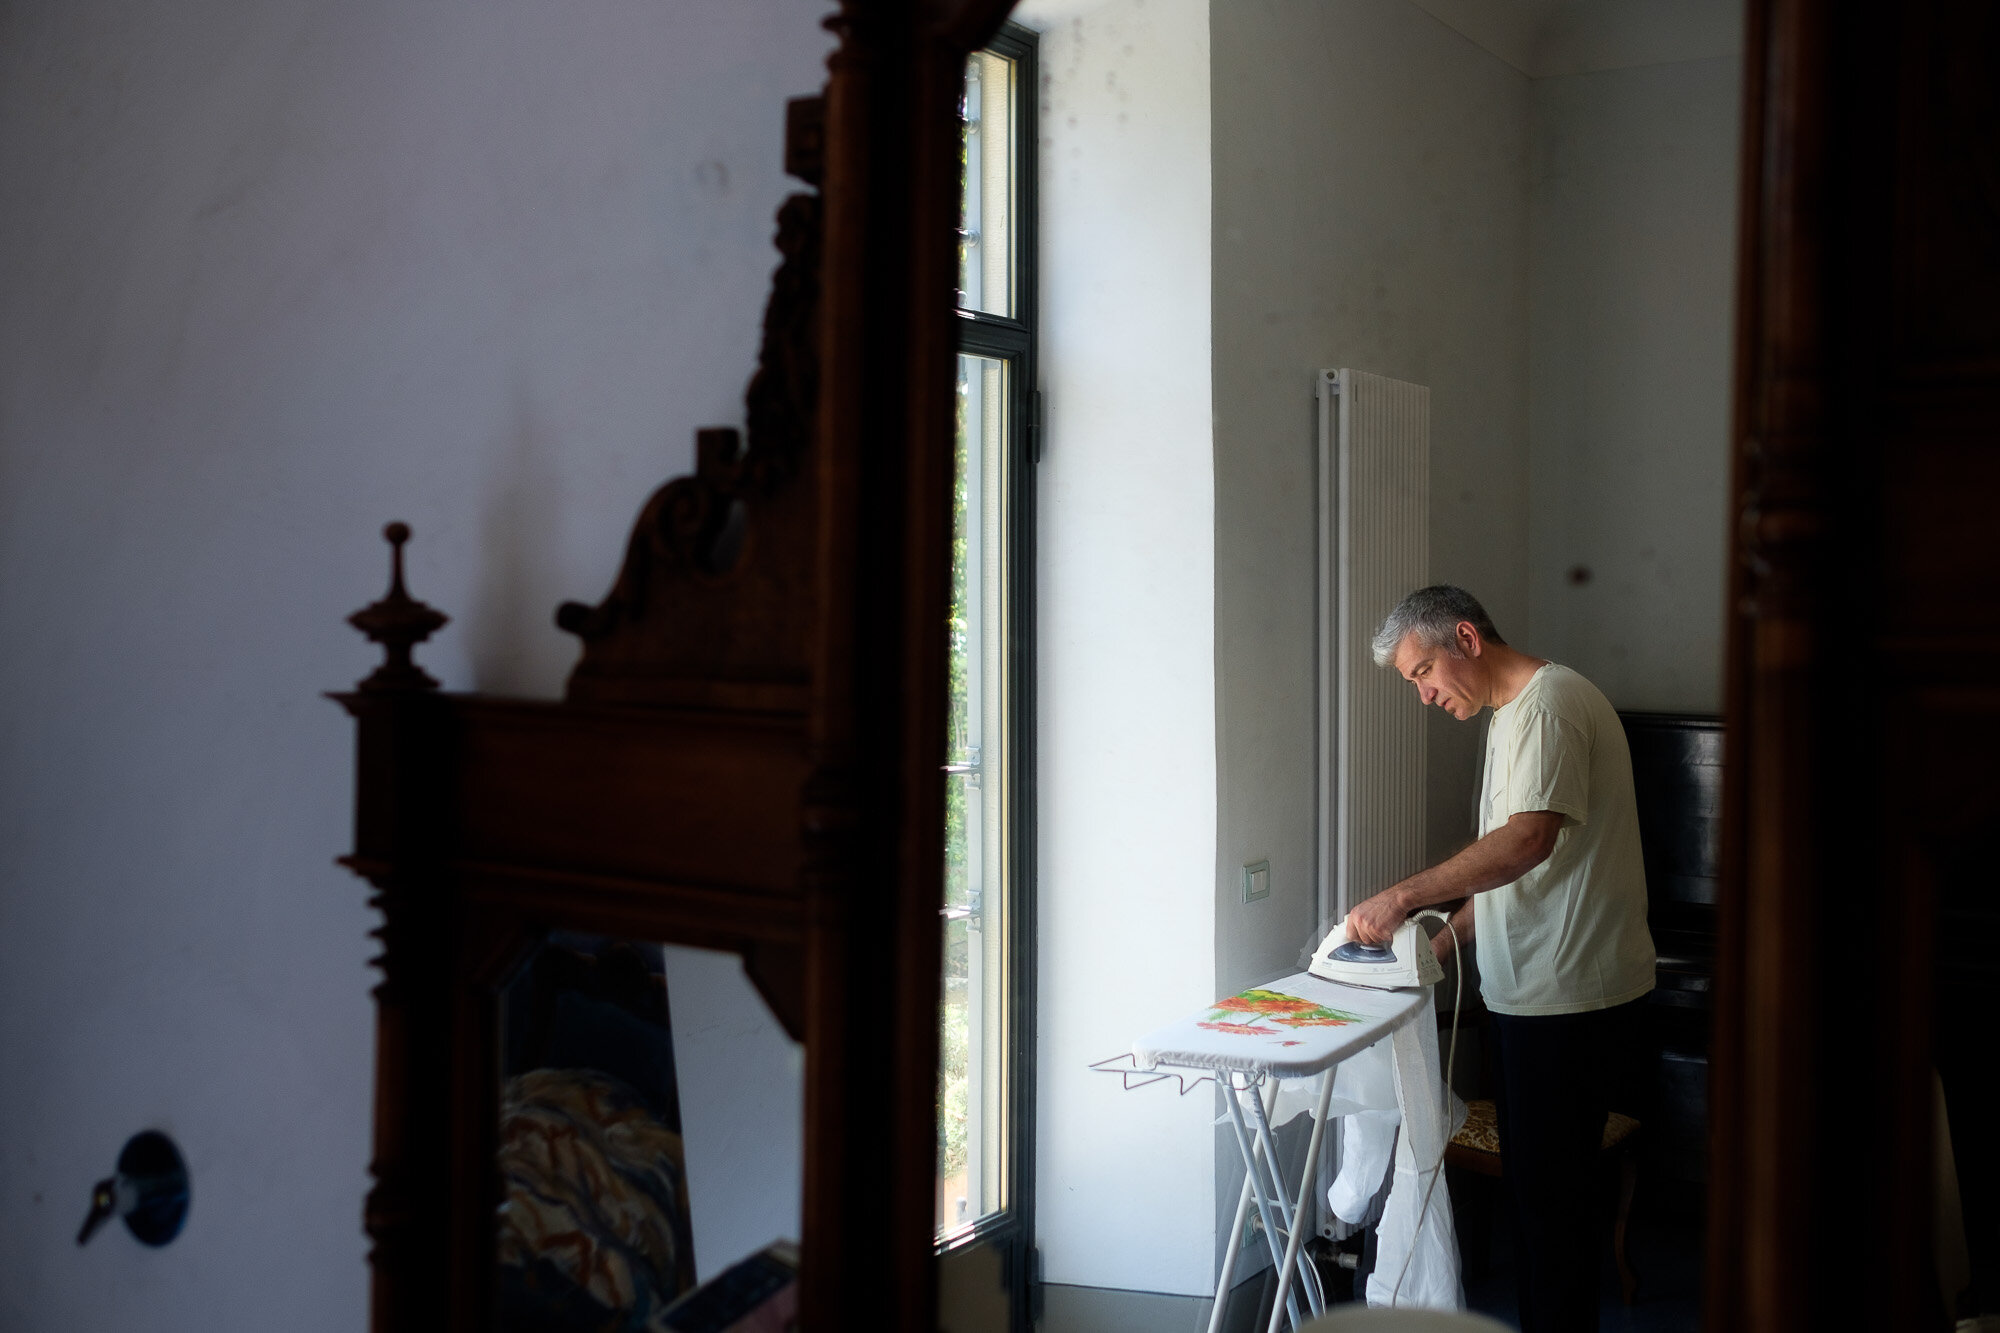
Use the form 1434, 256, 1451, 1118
492, 936, 805, 1332
496, 933, 698, 1329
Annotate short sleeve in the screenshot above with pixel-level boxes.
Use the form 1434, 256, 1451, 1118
1496, 705, 1590, 827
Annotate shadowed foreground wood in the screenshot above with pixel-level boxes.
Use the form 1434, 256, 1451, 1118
1713, 1, 2000, 1328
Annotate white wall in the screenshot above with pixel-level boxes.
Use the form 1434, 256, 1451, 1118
1206, 0, 1531, 1289
1531, 0, 1744, 78
1209, 0, 1532, 979
0, 2, 829, 1326
1526, 54, 1742, 712
1408, 0, 1743, 78
1018, 0, 1219, 1298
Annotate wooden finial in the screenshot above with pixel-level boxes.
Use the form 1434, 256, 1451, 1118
348, 522, 448, 692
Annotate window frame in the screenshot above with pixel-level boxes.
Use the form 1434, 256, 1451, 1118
935, 21, 1039, 1315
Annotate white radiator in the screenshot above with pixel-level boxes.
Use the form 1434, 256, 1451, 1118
1315, 369, 1431, 922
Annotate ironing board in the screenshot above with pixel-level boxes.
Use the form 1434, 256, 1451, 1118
1120, 972, 1432, 1333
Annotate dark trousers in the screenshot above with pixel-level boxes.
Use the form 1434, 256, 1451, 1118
1488, 1000, 1641, 1333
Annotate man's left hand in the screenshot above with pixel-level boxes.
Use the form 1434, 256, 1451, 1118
1344, 889, 1408, 946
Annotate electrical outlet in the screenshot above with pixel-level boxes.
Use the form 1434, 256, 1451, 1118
1243, 860, 1270, 903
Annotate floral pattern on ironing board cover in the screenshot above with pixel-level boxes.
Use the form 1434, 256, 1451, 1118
1131, 971, 1428, 1080
1196, 988, 1366, 1037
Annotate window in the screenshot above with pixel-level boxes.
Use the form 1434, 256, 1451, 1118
958, 46, 1017, 318
939, 24, 1036, 1264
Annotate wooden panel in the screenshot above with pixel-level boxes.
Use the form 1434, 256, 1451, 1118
1889, 0, 2000, 381
1716, 0, 2000, 1326
1877, 434, 2000, 630
445, 700, 809, 891
794, 5, 1013, 1328
1897, 685, 2000, 1296
452, 862, 805, 946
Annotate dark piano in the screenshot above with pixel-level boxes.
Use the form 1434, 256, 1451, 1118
1620, 711, 1721, 1195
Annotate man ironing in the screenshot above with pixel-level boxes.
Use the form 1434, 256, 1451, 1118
1344, 585, 1654, 1333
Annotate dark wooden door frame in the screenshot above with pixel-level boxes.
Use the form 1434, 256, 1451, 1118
1713, 1, 1997, 1328
804, 3, 1019, 1326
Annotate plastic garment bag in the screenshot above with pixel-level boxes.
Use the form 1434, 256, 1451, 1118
1363, 1012, 1467, 1309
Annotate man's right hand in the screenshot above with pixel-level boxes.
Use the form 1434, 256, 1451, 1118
1344, 889, 1409, 946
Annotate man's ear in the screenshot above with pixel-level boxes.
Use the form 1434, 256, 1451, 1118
1458, 621, 1482, 656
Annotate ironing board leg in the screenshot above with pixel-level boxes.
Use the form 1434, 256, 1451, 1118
1263, 1071, 1337, 1333
1224, 1078, 1304, 1333
1206, 1145, 1258, 1333
1249, 1081, 1327, 1319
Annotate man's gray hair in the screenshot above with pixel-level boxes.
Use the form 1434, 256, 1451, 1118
1370, 585, 1507, 667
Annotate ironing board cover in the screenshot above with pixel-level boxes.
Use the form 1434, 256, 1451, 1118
1131, 971, 1430, 1081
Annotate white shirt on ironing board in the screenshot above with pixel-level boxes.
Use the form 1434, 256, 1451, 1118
1473, 662, 1656, 1016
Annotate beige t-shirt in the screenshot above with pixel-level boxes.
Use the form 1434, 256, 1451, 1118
1472, 663, 1655, 1016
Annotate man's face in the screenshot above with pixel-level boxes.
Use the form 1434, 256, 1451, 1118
1392, 628, 1485, 721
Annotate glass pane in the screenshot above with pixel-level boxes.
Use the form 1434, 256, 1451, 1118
939, 354, 1011, 1238
958, 50, 1016, 317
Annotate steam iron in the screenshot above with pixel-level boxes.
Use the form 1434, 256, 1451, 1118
1308, 914, 1444, 990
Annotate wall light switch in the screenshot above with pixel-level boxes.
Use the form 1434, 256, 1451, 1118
1243, 859, 1271, 903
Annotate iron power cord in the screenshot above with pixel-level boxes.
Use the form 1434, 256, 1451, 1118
1387, 907, 1462, 1308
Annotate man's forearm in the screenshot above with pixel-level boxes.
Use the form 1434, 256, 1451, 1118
1344, 811, 1561, 946
1384, 815, 1556, 916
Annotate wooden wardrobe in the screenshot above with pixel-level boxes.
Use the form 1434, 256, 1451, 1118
335, 4, 1016, 1330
